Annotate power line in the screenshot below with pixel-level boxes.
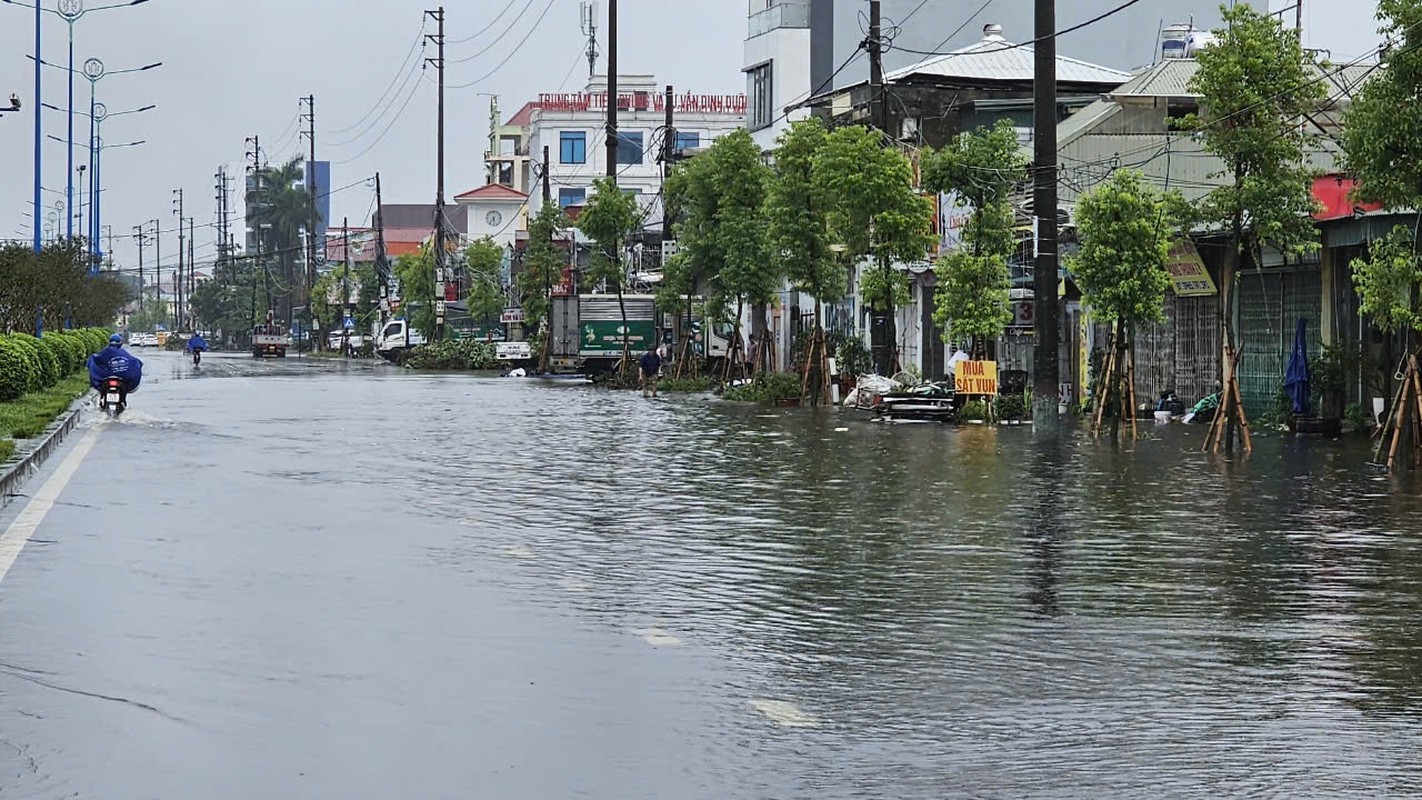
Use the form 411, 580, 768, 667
448, 0, 524, 44
448, 0, 559, 90
891, 0, 1147, 57
333, 75, 432, 165
326, 23, 428, 136
449, 0, 539, 61
326, 57, 426, 149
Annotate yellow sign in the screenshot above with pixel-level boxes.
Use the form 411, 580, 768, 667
1165, 241, 1218, 297
957, 360, 999, 395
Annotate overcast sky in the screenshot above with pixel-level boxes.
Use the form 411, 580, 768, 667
0, 0, 1387, 271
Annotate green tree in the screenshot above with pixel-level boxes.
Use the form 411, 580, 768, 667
393, 244, 437, 340
766, 119, 841, 401
1343, 0, 1422, 211
0, 240, 129, 334
815, 125, 934, 375
128, 300, 172, 334
1185, 3, 1325, 450
666, 129, 774, 376
251, 157, 320, 318
1351, 226, 1422, 335
518, 202, 569, 338
577, 177, 642, 369
464, 237, 506, 328
1069, 169, 1180, 439
923, 120, 1027, 356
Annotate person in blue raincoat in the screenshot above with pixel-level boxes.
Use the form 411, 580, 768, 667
185, 332, 210, 364
88, 333, 144, 401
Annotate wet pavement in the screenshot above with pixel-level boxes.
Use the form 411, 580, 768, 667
3, 350, 1422, 797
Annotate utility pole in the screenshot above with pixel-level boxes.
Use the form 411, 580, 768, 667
1296, 0, 1304, 34
1032, 0, 1061, 433
104, 225, 113, 271
605, 0, 618, 181
374, 171, 391, 325
301, 94, 317, 315
173, 188, 185, 330
542, 145, 552, 207
342, 217, 351, 357
426, 7, 447, 340
153, 219, 163, 323
580, 1, 599, 79
134, 224, 146, 312
188, 217, 195, 301
662, 84, 675, 242
868, 0, 886, 135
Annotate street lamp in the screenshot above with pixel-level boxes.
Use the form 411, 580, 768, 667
4, 0, 153, 241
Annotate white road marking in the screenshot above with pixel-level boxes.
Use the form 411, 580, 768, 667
0, 429, 100, 586
631, 628, 683, 647
750, 699, 818, 728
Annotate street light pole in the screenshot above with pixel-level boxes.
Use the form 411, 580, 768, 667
32, 0, 41, 254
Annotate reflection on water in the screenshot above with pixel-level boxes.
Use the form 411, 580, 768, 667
193, 363, 1422, 794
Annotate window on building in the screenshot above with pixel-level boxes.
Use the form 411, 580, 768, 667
559, 131, 587, 164
616, 131, 644, 165
558, 187, 586, 208
674, 132, 701, 152
747, 62, 773, 130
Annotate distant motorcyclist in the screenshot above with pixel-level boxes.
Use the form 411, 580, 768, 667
185, 332, 209, 365
88, 333, 144, 404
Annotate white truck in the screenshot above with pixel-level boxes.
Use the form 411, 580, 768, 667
374, 319, 427, 362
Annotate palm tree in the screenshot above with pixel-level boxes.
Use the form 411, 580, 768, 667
251, 157, 320, 321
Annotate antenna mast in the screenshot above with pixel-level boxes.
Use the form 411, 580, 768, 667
580, 2, 600, 79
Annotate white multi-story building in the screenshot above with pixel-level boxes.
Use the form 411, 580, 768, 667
486, 74, 747, 225
743, 0, 813, 151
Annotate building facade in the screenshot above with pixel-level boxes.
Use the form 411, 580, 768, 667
485, 74, 747, 225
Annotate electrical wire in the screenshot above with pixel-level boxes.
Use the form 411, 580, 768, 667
892, 0, 1147, 57
448, 0, 524, 44
448, 0, 559, 90
326, 56, 426, 149
915, 0, 996, 57
332, 75, 432, 165
326, 22, 428, 135
449, 0, 539, 62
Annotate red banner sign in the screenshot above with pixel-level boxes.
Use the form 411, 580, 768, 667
537, 92, 747, 115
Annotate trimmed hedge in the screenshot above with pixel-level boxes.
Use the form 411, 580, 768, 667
0, 327, 112, 403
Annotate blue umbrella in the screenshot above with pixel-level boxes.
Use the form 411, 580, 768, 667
1284, 317, 1311, 415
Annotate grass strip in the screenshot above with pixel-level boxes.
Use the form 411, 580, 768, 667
0, 373, 92, 439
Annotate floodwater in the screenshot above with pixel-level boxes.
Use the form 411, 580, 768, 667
2, 351, 1421, 798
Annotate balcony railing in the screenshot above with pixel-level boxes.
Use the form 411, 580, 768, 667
748, 1, 809, 37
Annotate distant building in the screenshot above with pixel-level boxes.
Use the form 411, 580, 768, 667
483, 74, 747, 226
453, 184, 528, 248
742, 0, 1261, 149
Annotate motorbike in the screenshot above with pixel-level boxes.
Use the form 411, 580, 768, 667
191, 349, 202, 366
98, 376, 127, 418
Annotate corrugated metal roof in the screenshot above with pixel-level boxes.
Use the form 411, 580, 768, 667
1112, 58, 1378, 100
1112, 60, 1199, 98
1056, 99, 1121, 148
885, 31, 1130, 86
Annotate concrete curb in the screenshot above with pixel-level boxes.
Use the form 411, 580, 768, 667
0, 392, 92, 511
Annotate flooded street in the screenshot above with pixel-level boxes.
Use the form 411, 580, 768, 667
3, 351, 1422, 797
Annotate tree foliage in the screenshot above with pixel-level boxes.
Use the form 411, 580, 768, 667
668, 129, 775, 316
1069, 169, 1180, 324
922, 119, 1027, 225
766, 118, 843, 307
815, 125, 933, 371
0, 240, 130, 334
517, 201, 569, 332
577, 178, 643, 365
464, 237, 506, 326
923, 122, 1028, 345
1343, 0, 1422, 210
1351, 226, 1422, 334
577, 177, 641, 293
1185, 3, 1325, 265
393, 244, 437, 340
250, 157, 319, 312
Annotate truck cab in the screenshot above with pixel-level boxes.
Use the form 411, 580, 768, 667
375, 319, 427, 361
251, 314, 288, 358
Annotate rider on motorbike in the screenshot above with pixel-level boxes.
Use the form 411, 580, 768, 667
88, 333, 144, 404
185, 332, 209, 364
